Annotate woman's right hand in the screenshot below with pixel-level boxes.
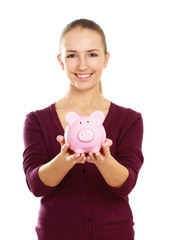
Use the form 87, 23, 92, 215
56, 135, 86, 165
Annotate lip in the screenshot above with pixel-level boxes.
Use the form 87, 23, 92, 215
74, 73, 94, 80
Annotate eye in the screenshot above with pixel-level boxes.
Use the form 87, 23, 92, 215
80, 122, 82, 124
89, 53, 98, 57
67, 54, 76, 58
87, 121, 89, 123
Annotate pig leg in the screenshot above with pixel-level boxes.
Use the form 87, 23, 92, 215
75, 148, 85, 154
91, 147, 101, 153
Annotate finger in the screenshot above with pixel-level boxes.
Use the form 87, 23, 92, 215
86, 155, 91, 162
86, 153, 93, 163
56, 135, 65, 145
78, 153, 86, 162
78, 156, 87, 164
88, 152, 96, 162
67, 153, 76, 162
95, 152, 101, 158
101, 143, 110, 157
62, 142, 70, 154
95, 152, 104, 163
72, 153, 86, 164
87, 152, 102, 163
100, 140, 111, 155
105, 138, 113, 147
70, 153, 84, 161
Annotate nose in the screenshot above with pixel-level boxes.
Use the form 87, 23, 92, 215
77, 56, 88, 71
78, 129, 94, 142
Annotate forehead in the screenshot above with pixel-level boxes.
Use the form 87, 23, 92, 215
61, 27, 103, 51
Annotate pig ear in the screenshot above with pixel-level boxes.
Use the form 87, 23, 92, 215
90, 111, 105, 124
65, 112, 80, 126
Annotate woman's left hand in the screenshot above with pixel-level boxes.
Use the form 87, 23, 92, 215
86, 138, 113, 165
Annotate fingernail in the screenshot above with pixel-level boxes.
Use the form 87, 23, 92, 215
60, 136, 64, 141
96, 152, 100, 157
65, 143, 69, 148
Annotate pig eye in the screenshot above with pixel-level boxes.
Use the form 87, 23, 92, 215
80, 122, 82, 124
87, 121, 89, 123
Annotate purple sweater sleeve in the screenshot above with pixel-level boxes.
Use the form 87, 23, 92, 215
108, 112, 144, 197
23, 112, 56, 197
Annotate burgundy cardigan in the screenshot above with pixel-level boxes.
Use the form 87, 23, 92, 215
23, 102, 144, 240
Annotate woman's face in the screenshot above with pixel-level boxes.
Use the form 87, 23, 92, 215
58, 27, 110, 91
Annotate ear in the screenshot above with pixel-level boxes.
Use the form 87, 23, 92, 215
65, 112, 80, 126
90, 111, 105, 124
57, 54, 65, 71
103, 52, 110, 69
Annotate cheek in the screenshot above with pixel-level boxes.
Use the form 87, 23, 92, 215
88, 58, 104, 70
64, 60, 76, 72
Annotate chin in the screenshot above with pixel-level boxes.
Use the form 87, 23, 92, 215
73, 81, 99, 92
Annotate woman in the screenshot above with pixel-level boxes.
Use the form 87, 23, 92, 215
23, 19, 144, 240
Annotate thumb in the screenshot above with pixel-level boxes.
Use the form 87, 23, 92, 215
105, 138, 113, 147
56, 135, 65, 145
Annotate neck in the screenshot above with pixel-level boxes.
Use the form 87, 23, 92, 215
64, 84, 104, 109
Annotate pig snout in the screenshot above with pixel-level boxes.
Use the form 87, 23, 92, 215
78, 129, 94, 142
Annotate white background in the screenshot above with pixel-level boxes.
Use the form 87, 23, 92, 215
0, 0, 185, 239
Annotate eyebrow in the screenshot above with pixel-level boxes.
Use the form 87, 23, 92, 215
65, 49, 100, 53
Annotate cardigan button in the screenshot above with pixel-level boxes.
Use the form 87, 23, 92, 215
88, 217, 93, 222
89, 233, 94, 239
82, 168, 85, 173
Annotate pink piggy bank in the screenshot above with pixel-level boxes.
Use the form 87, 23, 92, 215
64, 111, 106, 153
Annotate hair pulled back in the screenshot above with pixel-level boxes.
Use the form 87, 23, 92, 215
59, 19, 107, 94
60, 19, 107, 54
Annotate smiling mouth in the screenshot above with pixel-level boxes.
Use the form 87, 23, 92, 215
75, 73, 93, 80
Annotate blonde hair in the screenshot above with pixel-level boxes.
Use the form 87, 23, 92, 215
60, 19, 107, 54
99, 81, 103, 95
59, 19, 108, 95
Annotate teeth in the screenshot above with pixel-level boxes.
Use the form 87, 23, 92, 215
77, 74, 91, 78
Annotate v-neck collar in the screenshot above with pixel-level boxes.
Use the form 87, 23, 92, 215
50, 101, 115, 134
